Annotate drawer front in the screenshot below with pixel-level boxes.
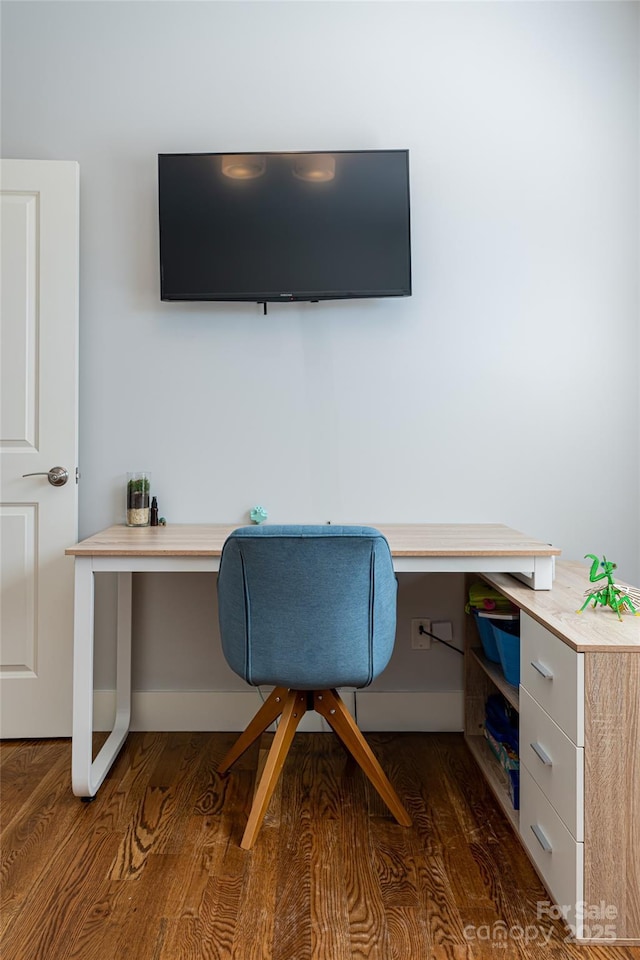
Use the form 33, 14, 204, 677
519, 766, 584, 931
520, 613, 584, 745
519, 687, 584, 840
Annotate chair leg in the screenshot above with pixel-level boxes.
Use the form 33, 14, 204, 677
241, 689, 307, 850
314, 689, 411, 828
218, 686, 289, 775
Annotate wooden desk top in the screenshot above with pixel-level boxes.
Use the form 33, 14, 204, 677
66, 522, 562, 558
483, 563, 640, 652
66, 525, 639, 650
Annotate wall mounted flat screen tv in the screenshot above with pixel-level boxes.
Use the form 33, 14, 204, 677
158, 150, 411, 303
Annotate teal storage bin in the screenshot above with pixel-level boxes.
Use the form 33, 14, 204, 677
493, 624, 520, 686
472, 609, 500, 663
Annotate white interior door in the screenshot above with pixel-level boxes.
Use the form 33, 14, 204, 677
1, 159, 79, 737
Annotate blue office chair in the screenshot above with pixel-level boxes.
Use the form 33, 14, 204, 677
217, 525, 411, 849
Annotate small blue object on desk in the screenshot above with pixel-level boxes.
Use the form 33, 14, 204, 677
249, 505, 268, 524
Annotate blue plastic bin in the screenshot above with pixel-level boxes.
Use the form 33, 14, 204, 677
493, 624, 520, 686
508, 769, 520, 810
472, 610, 500, 663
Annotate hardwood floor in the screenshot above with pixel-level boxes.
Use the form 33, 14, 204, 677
1, 731, 638, 960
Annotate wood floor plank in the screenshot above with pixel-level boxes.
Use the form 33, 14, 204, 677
229, 824, 278, 960
341, 773, 391, 959
309, 819, 351, 960
107, 733, 207, 879
385, 905, 432, 960
392, 739, 480, 957
0, 740, 65, 828
2, 817, 118, 959
64, 877, 138, 960
371, 820, 421, 909
93, 732, 170, 836
0, 739, 23, 763
107, 852, 182, 960
162, 871, 244, 960
0, 746, 83, 935
271, 740, 314, 960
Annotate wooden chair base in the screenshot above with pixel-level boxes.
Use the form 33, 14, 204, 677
218, 687, 411, 849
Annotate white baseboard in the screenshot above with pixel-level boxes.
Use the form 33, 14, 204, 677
92, 689, 354, 733
355, 690, 464, 731
92, 689, 463, 733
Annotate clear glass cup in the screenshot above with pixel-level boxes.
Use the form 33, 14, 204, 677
126, 472, 151, 526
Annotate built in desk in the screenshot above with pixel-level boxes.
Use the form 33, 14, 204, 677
65, 522, 558, 797
66, 522, 640, 942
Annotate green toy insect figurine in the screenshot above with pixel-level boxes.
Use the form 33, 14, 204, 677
577, 554, 640, 621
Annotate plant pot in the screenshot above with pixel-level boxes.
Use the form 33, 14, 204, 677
126, 472, 151, 526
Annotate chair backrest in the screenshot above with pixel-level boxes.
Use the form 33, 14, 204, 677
217, 525, 397, 690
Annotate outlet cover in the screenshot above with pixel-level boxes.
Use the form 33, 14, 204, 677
411, 618, 431, 649
431, 620, 453, 645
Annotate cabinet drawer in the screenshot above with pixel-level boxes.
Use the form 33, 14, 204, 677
520, 613, 584, 746
520, 687, 583, 840
519, 766, 584, 931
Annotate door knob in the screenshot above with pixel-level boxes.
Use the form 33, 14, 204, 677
22, 466, 69, 487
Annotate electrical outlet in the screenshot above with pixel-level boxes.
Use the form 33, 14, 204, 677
411, 618, 431, 649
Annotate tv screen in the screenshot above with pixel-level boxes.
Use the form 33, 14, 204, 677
158, 150, 411, 303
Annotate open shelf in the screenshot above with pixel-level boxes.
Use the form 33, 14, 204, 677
465, 733, 519, 831
469, 647, 519, 710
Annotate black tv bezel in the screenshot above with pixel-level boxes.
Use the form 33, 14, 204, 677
158, 150, 412, 304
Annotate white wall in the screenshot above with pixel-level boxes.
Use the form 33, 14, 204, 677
2, 2, 638, 713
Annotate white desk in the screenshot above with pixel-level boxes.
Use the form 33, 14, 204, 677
65, 523, 559, 799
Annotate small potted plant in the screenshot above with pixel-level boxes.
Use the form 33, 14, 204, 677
127, 472, 151, 526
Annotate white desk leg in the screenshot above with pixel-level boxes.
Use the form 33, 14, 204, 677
114, 571, 133, 734
72, 566, 132, 797
513, 555, 555, 591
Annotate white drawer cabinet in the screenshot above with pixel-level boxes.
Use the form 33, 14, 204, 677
465, 563, 640, 944
519, 687, 584, 839
518, 616, 585, 919
520, 613, 584, 746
